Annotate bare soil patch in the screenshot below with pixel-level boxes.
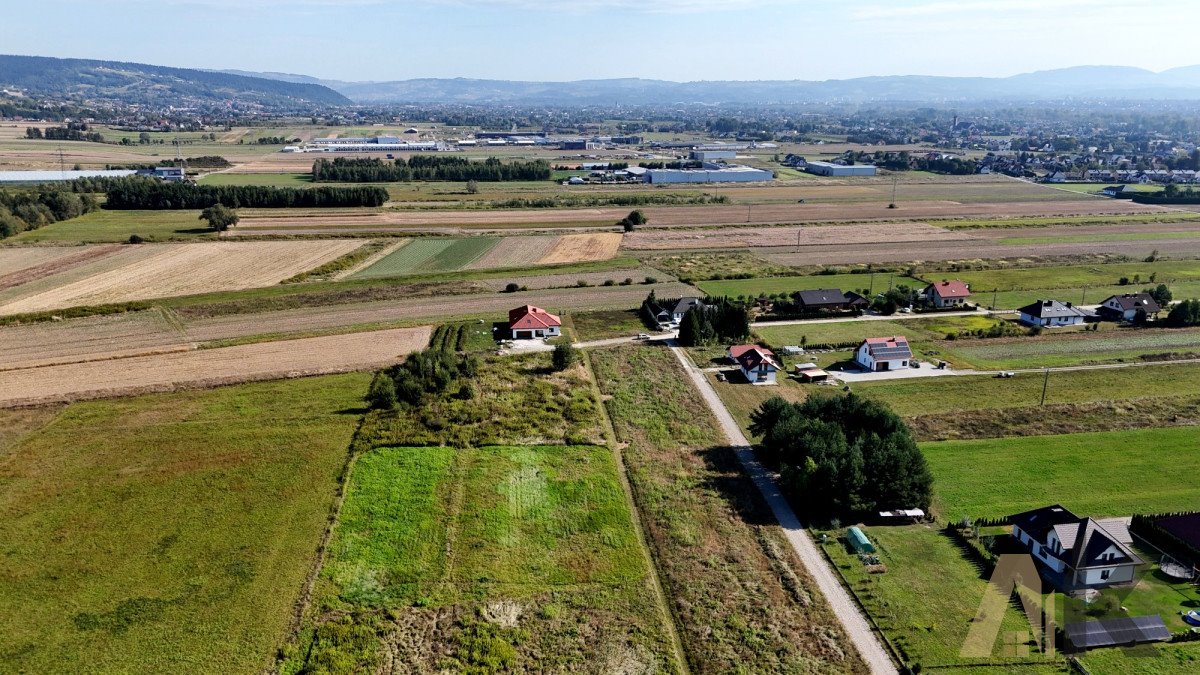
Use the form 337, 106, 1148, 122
539, 233, 623, 264
623, 222, 974, 250
0, 326, 430, 407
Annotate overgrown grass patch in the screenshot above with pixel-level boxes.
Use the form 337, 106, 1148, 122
0, 374, 370, 673
700, 272, 919, 298
592, 345, 864, 673
565, 308, 645, 341
9, 209, 216, 243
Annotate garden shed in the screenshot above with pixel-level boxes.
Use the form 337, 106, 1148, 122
847, 526, 875, 553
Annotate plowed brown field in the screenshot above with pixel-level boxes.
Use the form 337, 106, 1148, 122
0, 326, 430, 407
538, 233, 623, 264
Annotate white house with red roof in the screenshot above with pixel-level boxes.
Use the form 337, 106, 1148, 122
923, 280, 971, 308
508, 305, 561, 339
727, 344, 780, 384
855, 336, 913, 372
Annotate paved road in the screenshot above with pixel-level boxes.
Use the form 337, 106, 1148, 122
666, 342, 898, 675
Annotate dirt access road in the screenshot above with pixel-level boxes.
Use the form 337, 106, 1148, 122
667, 343, 899, 674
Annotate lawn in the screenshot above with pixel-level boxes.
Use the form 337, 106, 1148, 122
930, 261, 1200, 295
699, 272, 919, 298
943, 327, 1200, 369
853, 362, 1200, 417
565, 308, 645, 341
198, 172, 313, 187
349, 237, 502, 278
9, 209, 216, 243
0, 373, 370, 673
1080, 641, 1200, 674
923, 426, 1200, 520
639, 251, 795, 282
1050, 183, 1164, 195
820, 524, 1067, 671
591, 345, 865, 673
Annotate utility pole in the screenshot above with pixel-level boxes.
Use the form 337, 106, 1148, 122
746, 203, 751, 223
992, 288, 998, 311
1040, 368, 1050, 406
1081, 285, 1087, 305
57, 146, 66, 178
890, 176, 898, 208
868, 272, 876, 297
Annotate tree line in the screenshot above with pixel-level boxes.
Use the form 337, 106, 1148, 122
750, 394, 933, 518
26, 124, 104, 143
312, 156, 551, 182
1133, 184, 1200, 205
0, 187, 98, 238
100, 177, 387, 209
678, 297, 750, 346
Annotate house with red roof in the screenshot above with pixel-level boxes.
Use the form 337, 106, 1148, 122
508, 305, 561, 340
727, 344, 780, 384
854, 336, 913, 372
923, 279, 971, 308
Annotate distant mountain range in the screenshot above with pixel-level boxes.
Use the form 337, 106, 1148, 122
0, 55, 350, 109
7, 54, 1200, 109
226, 65, 1200, 105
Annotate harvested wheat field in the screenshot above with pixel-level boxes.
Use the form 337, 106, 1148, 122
0, 309, 187, 371
0, 246, 124, 291
0, 240, 364, 315
623, 222, 974, 250
0, 326, 431, 407
464, 235, 559, 269
539, 233, 623, 264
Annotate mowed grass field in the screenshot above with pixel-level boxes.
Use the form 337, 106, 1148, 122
10, 209, 217, 243
942, 327, 1200, 369
854, 362, 1200, 417
0, 373, 370, 673
698, 272, 918, 298
924, 426, 1200, 520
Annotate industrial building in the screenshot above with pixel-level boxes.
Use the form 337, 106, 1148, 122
0, 169, 138, 183
644, 164, 773, 184
295, 137, 451, 153
690, 149, 737, 161
804, 161, 877, 177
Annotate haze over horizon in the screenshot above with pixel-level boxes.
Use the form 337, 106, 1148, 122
4, 0, 1199, 83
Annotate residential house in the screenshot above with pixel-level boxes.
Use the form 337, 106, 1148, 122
794, 288, 868, 313
1018, 299, 1092, 327
854, 336, 913, 372
728, 345, 780, 384
1097, 293, 1160, 322
1010, 505, 1143, 592
508, 305, 561, 339
670, 297, 704, 323
923, 280, 971, 308
1101, 184, 1134, 197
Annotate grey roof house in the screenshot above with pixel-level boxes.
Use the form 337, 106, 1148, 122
1097, 293, 1160, 322
1018, 299, 1092, 327
1010, 504, 1143, 593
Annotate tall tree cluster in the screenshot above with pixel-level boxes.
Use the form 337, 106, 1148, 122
0, 187, 98, 238
749, 394, 933, 518
101, 177, 387, 209
312, 156, 551, 182
676, 297, 750, 347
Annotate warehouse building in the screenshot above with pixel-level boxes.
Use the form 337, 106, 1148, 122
0, 169, 138, 183
804, 161, 877, 177
690, 149, 737, 161
644, 164, 773, 184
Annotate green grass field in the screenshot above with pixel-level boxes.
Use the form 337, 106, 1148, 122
924, 426, 1200, 520
698, 272, 918, 298
565, 308, 645, 341
820, 525, 1066, 672
10, 209, 216, 243
943, 328, 1200, 369
854, 362, 1200, 416
1080, 642, 1200, 674
0, 374, 370, 673
1049, 183, 1164, 195
198, 172, 312, 187
931, 261, 1200, 295
997, 230, 1200, 245
349, 238, 500, 278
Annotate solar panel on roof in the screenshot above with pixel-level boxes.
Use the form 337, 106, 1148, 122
1065, 615, 1170, 649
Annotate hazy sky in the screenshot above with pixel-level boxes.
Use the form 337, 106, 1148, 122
6, 0, 1200, 82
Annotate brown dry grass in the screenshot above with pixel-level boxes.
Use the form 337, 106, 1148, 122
538, 233, 623, 264
0, 326, 430, 407
622, 222, 974, 250
0, 240, 365, 315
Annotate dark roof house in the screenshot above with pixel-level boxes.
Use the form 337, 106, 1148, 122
1010, 504, 1143, 592
794, 288, 868, 311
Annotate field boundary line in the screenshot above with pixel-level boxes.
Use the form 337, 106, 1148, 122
666, 342, 898, 674
332, 239, 409, 280
581, 350, 692, 674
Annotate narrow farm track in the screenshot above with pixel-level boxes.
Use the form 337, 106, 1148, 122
666, 343, 899, 675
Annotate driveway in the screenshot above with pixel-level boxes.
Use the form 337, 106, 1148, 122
667, 342, 898, 674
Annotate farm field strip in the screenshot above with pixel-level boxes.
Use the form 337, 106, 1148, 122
944, 328, 1200, 369
0, 309, 186, 370
463, 234, 558, 269
0, 325, 430, 406
539, 233, 622, 264
931, 260, 1200, 292
623, 222, 974, 251
330, 238, 409, 279
924, 426, 1200, 520
351, 233, 621, 278
699, 272, 916, 297
0, 246, 106, 276
0, 374, 369, 673
481, 268, 669, 291
0, 240, 365, 316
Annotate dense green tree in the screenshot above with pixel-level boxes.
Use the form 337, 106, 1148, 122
365, 374, 398, 410
199, 204, 239, 231
552, 343, 580, 371
1167, 299, 1200, 327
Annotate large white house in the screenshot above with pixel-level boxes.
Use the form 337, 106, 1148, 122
1018, 299, 1092, 327
508, 305, 561, 339
1098, 293, 1160, 322
854, 336, 913, 372
1010, 505, 1142, 592
728, 345, 780, 385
